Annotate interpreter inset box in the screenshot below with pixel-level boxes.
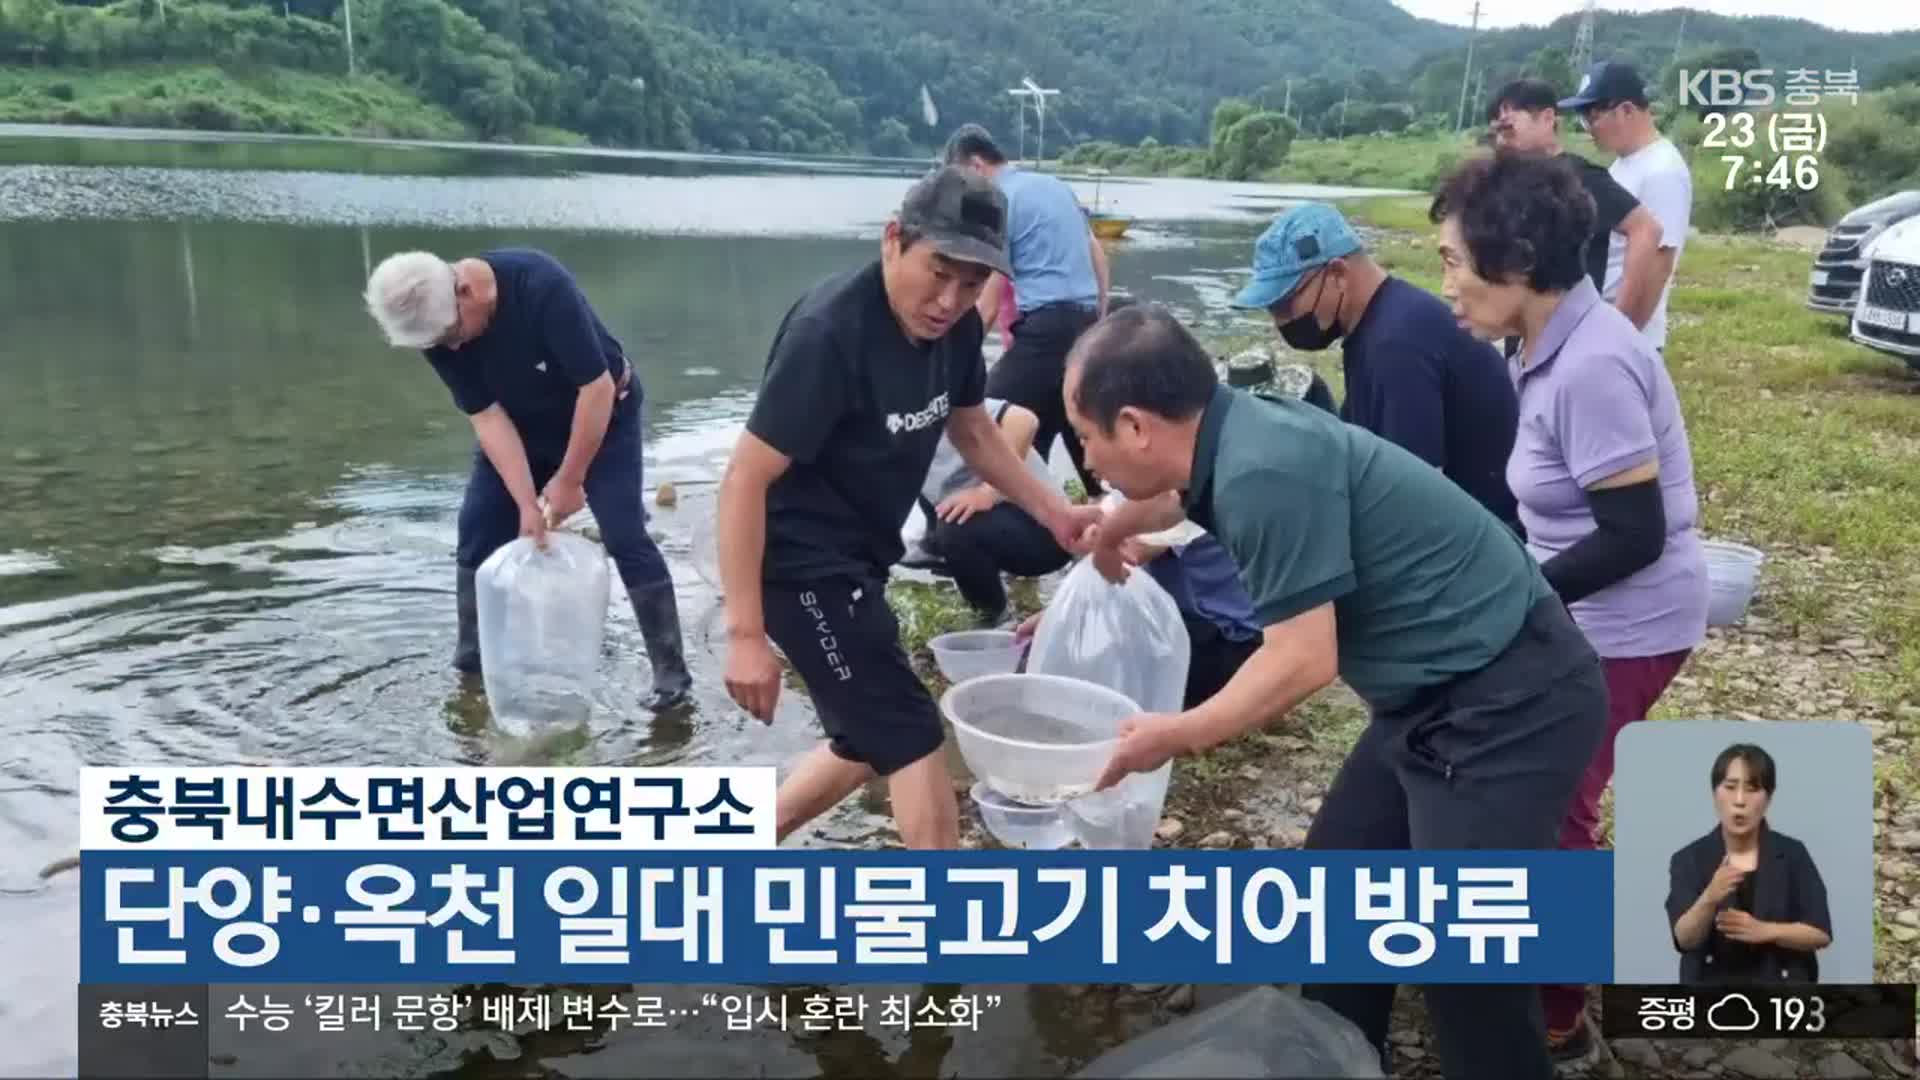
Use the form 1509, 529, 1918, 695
1611, 720, 1873, 985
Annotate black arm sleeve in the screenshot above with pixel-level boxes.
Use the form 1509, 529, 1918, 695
1539, 477, 1667, 605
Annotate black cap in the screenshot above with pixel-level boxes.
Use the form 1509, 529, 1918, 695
897, 166, 1012, 277
1559, 61, 1648, 110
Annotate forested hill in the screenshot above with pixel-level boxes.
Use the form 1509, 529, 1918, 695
1, 0, 1916, 153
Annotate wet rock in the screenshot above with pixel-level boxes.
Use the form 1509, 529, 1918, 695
1721, 1047, 1796, 1079
1269, 827, 1308, 849
1389, 1029, 1422, 1046
1155, 818, 1185, 842
1166, 985, 1195, 1013
1399, 1046, 1426, 1061
1200, 830, 1234, 848
1302, 796, 1324, 816
1815, 1051, 1872, 1079
1614, 1039, 1662, 1069
656, 482, 678, 507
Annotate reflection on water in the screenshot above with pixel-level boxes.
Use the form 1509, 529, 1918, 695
0, 130, 1341, 1077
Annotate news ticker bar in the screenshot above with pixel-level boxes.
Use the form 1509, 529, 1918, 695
1598, 984, 1916, 1041
81, 983, 1918, 1078
76, 984, 1015, 1080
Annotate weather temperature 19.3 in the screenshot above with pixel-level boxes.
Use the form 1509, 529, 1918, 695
1770, 992, 1827, 1034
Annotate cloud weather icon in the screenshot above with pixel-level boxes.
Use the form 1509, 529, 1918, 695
1708, 993, 1762, 1033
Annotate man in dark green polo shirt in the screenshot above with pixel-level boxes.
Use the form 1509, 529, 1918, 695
1063, 304, 1607, 1080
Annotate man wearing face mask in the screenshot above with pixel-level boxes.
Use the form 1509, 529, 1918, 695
1231, 203, 1521, 532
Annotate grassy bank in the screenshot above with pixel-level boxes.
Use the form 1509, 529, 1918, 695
1062, 129, 1473, 193
0, 64, 470, 140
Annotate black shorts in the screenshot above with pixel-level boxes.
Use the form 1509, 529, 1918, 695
762, 576, 945, 776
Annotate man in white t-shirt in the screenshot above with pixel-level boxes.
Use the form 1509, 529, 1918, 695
1561, 61, 1693, 352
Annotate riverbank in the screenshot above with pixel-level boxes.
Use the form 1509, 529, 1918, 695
877, 196, 1920, 1075
0, 64, 589, 143
1061, 130, 1472, 194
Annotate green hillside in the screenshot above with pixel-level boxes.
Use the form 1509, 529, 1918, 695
0, 0, 1915, 159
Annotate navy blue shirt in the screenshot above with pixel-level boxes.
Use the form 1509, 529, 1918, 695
423, 249, 631, 453
1145, 535, 1263, 644
1339, 276, 1520, 528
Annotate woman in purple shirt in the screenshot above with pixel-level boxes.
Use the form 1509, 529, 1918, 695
1428, 153, 1709, 1063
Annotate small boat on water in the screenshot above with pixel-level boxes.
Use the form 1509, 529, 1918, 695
1083, 166, 1133, 239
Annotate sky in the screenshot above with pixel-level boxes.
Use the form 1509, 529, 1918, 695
1390, 1, 1920, 35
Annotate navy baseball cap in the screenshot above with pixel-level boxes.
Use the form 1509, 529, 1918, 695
1559, 61, 1648, 110
1231, 202, 1364, 310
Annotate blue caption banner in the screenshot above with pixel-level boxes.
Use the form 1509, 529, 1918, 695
83, 850, 1614, 985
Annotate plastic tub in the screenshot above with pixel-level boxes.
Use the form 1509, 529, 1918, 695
940, 673, 1140, 805
1703, 540, 1766, 627
970, 781, 1075, 850
1063, 762, 1172, 849
929, 630, 1023, 684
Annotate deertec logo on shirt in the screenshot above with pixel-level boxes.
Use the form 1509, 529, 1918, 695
886, 392, 950, 435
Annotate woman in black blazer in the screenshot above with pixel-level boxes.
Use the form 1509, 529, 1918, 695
1666, 743, 1834, 983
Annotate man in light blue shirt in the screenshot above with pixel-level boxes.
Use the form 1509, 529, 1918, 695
945, 124, 1111, 496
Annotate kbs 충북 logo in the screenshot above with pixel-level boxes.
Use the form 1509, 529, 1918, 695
1681, 67, 1859, 194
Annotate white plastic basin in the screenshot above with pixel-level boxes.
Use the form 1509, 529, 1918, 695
929, 630, 1023, 683
1703, 539, 1766, 627
969, 781, 1075, 849
940, 673, 1140, 806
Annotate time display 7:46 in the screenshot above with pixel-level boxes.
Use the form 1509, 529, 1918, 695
1722, 154, 1820, 191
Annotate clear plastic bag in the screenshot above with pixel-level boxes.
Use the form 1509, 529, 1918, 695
476, 532, 612, 738
1025, 556, 1190, 848
1072, 986, 1385, 1079
1027, 556, 1190, 715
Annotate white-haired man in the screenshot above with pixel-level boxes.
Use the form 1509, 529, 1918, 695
364, 247, 692, 711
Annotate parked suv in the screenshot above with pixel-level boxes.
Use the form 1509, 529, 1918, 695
1808, 190, 1920, 315
1852, 215, 1920, 371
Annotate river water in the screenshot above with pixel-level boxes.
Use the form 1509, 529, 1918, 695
0, 124, 1393, 1077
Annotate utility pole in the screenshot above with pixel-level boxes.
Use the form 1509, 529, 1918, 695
1454, 0, 1481, 132
343, 0, 357, 77
1024, 77, 1059, 164
1008, 88, 1029, 160
1571, 0, 1596, 76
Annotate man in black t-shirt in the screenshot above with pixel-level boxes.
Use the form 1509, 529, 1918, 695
1486, 78, 1667, 357
363, 247, 693, 712
716, 167, 1102, 849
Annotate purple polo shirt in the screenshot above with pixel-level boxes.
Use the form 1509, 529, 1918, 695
1508, 278, 1708, 659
